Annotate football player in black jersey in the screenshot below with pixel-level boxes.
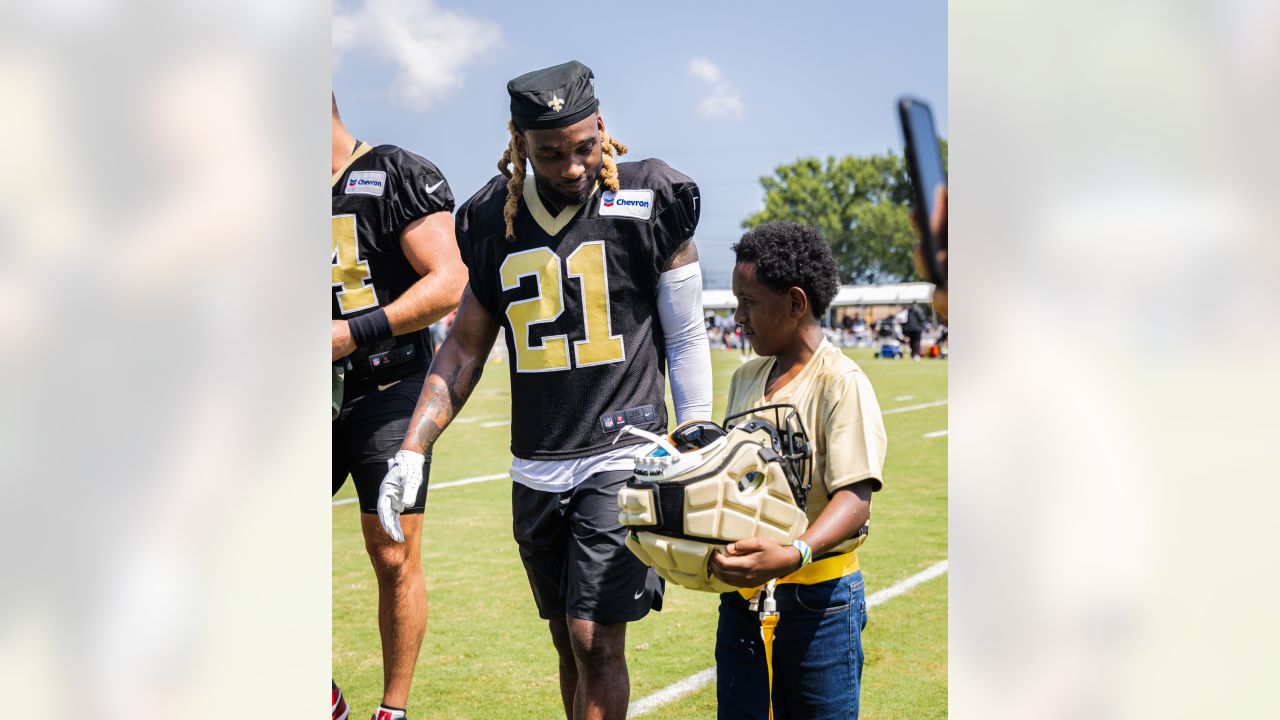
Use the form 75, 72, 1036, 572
377, 61, 713, 719
332, 94, 467, 720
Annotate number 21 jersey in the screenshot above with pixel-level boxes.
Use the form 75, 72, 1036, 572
456, 159, 700, 461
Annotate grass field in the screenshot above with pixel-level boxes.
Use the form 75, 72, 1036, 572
334, 346, 947, 719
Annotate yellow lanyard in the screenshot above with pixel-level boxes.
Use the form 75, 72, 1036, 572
741, 551, 861, 718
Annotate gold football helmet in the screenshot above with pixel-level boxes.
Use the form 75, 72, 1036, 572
617, 405, 812, 593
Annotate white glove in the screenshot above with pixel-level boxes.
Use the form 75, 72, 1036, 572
377, 449, 426, 543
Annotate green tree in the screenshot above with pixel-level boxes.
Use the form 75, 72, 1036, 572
743, 141, 946, 284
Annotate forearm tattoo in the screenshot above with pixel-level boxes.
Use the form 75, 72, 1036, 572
407, 360, 484, 450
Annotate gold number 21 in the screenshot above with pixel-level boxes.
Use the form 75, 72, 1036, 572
499, 242, 625, 373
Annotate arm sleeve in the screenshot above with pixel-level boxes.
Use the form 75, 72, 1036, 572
821, 371, 889, 495
657, 261, 712, 424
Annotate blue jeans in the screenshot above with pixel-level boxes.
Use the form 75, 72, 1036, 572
715, 571, 867, 719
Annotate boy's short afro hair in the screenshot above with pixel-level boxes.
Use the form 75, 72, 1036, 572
732, 222, 840, 318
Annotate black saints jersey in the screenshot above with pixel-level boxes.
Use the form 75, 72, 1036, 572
457, 159, 700, 460
332, 142, 454, 378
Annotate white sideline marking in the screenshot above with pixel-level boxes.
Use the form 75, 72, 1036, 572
479, 420, 511, 428
883, 399, 947, 415
627, 559, 949, 718
433, 472, 509, 489
894, 394, 915, 401
923, 429, 948, 438
332, 472, 509, 506
628, 669, 716, 718
865, 559, 948, 606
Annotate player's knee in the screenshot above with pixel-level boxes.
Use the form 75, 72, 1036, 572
366, 538, 418, 581
574, 639, 626, 672
568, 621, 626, 668
362, 515, 421, 578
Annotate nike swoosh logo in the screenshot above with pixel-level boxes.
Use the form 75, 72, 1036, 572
377, 380, 401, 392
634, 589, 645, 600
425, 180, 444, 194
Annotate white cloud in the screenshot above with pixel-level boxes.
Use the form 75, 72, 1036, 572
333, 0, 501, 112
698, 86, 745, 119
688, 56, 743, 119
688, 57, 723, 84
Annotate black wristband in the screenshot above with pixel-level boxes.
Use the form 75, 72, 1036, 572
347, 307, 393, 348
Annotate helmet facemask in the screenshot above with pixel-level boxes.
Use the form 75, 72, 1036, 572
724, 403, 812, 512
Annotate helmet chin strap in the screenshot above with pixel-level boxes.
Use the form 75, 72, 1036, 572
613, 424, 680, 457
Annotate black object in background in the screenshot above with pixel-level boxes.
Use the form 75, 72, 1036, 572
898, 97, 947, 288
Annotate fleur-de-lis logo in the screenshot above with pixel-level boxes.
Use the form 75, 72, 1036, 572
547, 94, 565, 112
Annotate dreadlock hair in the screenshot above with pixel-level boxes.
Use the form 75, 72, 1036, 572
497, 121, 526, 242
496, 115, 629, 241
598, 123, 628, 194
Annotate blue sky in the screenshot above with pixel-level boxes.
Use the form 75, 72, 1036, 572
334, 0, 947, 288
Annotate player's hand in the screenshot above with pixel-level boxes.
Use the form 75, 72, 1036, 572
911, 186, 947, 321
332, 319, 356, 361
376, 450, 426, 543
709, 537, 803, 588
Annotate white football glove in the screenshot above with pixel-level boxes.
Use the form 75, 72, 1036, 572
377, 449, 425, 543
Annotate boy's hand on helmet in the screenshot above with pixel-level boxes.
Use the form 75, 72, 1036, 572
709, 537, 803, 587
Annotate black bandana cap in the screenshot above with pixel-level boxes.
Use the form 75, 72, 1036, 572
508, 60, 599, 131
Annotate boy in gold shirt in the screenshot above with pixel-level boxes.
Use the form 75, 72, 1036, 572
710, 222, 887, 719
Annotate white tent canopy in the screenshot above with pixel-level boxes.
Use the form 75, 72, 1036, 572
701, 282, 934, 311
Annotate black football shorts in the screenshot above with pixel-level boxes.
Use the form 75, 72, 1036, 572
513, 469, 664, 623
333, 371, 430, 514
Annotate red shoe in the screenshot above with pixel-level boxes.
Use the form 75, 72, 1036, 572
371, 706, 406, 720
332, 681, 349, 720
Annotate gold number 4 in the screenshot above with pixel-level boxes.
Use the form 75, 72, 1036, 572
332, 214, 379, 314
500, 242, 625, 373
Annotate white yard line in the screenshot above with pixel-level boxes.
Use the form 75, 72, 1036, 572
628, 669, 717, 718
922, 429, 948, 438
479, 420, 511, 428
627, 559, 949, 718
893, 394, 915, 402
864, 559, 948, 606
332, 472, 509, 506
433, 472, 509, 489
883, 399, 948, 415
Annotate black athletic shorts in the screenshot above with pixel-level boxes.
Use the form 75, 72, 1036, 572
333, 371, 430, 514
513, 469, 664, 623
